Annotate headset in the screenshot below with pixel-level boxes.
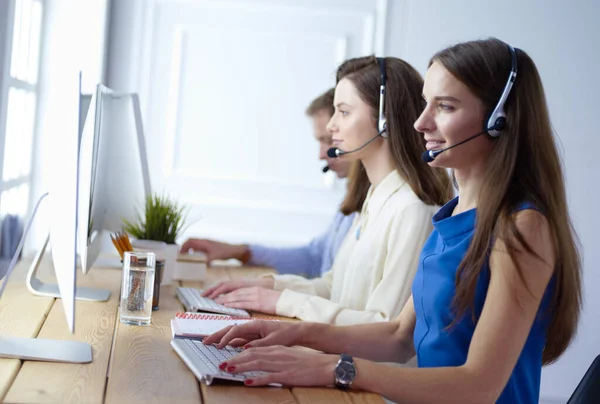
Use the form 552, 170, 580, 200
422, 44, 519, 162
377, 57, 388, 137
327, 56, 389, 158
486, 44, 518, 137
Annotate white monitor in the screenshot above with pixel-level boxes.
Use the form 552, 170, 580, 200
0, 73, 93, 363
78, 84, 152, 274
19, 81, 152, 310
0, 77, 152, 364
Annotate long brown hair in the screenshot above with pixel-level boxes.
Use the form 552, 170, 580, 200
432, 38, 582, 364
337, 56, 453, 214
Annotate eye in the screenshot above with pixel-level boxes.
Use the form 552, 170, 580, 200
438, 103, 454, 111
340, 110, 349, 116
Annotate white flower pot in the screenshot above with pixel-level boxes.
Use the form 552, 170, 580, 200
162, 243, 179, 285
130, 239, 175, 285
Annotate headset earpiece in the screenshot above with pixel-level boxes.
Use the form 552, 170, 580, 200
486, 45, 518, 138
492, 116, 506, 132
377, 57, 388, 138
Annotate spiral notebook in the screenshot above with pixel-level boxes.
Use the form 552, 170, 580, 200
171, 312, 276, 340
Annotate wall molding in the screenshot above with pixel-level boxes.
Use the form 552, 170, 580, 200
108, 0, 389, 245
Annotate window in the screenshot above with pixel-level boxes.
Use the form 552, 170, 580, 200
0, 0, 44, 219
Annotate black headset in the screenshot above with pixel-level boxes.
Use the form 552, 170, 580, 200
486, 44, 518, 137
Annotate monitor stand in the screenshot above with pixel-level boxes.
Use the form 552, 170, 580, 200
0, 336, 92, 363
26, 234, 111, 301
0, 193, 94, 363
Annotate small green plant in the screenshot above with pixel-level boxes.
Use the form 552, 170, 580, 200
123, 194, 189, 244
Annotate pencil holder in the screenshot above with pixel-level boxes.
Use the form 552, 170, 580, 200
152, 260, 164, 311
120, 251, 155, 326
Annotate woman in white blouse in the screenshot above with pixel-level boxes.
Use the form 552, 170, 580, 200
203, 56, 452, 326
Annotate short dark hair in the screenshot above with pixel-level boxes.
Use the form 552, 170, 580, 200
305, 88, 335, 117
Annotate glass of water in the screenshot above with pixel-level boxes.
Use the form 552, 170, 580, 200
120, 251, 155, 326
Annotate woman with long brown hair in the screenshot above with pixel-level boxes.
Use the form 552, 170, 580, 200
203, 38, 582, 403
199, 56, 452, 327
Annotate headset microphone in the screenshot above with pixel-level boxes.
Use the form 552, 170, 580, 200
327, 148, 338, 158
322, 165, 330, 173
327, 128, 386, 158
421, 129, 487, 163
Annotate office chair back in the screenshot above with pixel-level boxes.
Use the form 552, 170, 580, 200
566, 355, 600, 404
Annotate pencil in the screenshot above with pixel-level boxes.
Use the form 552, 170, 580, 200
116, 235, 129, 254
110, 234, 124, 259
121, 233, 132, 252
121, 231, 134, 251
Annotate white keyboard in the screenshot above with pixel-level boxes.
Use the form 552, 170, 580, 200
175, 287, 250, 318
171, 338, 267, 385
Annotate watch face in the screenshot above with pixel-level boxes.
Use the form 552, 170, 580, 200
335, 361, 356, 384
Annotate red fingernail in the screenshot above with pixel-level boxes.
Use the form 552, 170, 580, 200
244, 379, 253, 385
219, 362, 227, 369
227, 366, 236, 372
244, 344, 252, 349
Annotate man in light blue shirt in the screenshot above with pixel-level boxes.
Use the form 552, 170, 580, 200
245, 210, 354, 278
181, 89, 355, 278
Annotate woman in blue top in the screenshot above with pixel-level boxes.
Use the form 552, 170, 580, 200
202, 38, 583, 404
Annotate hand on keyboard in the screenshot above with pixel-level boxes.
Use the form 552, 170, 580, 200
203, 319, 303, 349
171, 338, 269, 386
176, 287, 250, 317
213, 287, 282, 315
179, 239, 248, 263
203, 278, 275, 300
219, 345, 338, 387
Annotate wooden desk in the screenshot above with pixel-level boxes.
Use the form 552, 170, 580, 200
0, 259, 384, 403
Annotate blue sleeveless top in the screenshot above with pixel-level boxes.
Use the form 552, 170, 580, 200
412, 197, 552, 404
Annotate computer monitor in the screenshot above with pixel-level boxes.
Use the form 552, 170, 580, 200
78, 84, 151, 274
0, 73, 93, 363
19, 81, 151, 309
0, 77, 151, 363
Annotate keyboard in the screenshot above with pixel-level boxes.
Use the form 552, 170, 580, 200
171, 338, 267, 385
175, 287, 250, 318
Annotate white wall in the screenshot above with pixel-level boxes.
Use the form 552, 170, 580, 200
385, 1, 599, 403
106, 0, 389, 247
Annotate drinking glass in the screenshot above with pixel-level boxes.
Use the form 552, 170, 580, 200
120, 251, 155, 326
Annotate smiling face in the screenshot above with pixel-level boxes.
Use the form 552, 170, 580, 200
326, 78, 380, 161
414, 61, 494, 170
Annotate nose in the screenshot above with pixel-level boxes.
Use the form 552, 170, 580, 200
326, 113, 337, 134
414, 107, 436, 134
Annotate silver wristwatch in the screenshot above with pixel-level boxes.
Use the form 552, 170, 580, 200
334, 354, 357, 389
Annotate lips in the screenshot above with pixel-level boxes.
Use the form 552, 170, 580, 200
424, 138, 445, 151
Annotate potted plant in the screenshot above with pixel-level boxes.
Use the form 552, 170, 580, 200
123, 193, 189, 284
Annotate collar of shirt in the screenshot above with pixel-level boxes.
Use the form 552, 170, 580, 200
354, 170, 406, 240
362, 169, 406, 217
